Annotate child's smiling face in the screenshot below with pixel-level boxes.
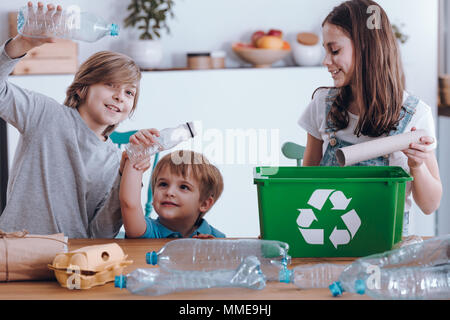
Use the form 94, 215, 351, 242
78, 82, 137, 133
153, 166, 213, 234
322, 23, 355, 87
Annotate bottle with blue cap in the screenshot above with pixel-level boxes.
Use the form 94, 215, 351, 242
125, 122, 197, 165
329, 234, 450, 299
17, 4, 119, 42
145, 238, 291, 281
115, 256, 266, 296
330, 264, 450, 300
279, 263, 346, 289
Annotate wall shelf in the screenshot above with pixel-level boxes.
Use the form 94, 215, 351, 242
140, 66, 326, 72
9, 66, 327, 77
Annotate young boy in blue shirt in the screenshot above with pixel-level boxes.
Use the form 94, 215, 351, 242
119, 148, 225, 238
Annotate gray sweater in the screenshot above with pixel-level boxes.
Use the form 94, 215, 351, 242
0, 40, 123, 238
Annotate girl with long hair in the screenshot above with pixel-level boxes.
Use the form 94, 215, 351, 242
298, 0, 442, 235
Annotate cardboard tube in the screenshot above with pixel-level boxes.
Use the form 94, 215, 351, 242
336, 129, 427, 167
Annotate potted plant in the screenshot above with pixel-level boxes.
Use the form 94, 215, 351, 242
392, 23, 409, 44
124, 0, 175, 69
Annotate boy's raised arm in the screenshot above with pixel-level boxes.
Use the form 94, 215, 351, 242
119, 156, 147, 238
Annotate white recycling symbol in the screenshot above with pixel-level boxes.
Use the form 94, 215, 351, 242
296, 189, 361, 249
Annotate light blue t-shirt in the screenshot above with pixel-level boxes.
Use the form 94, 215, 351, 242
137, 217, 226, 239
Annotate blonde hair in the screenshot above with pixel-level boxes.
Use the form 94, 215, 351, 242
151, 150, 224, 206
64, 51, 141, 136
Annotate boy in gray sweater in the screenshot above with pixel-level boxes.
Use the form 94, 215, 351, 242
0, 3, 154, 238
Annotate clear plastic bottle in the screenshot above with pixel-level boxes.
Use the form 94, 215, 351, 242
347, 234, 449, 272
17, 5, 119, 42
146, 238, 291, 281
329, 234, 450, 299
115, 256, 266, 296
279, 263, 347, 289
125, 122, 197, 164
392, 235, 423, 249
330, 264, 450, 300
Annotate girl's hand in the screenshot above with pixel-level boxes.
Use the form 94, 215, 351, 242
402, 127, 435, 170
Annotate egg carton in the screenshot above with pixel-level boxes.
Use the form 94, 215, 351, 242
48, 243, 133, 290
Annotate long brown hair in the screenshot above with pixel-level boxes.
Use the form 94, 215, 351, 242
321, 0, 406, 137
64, 51, 141, 136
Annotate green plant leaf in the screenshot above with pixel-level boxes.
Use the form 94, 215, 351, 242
124, 0, 177, 39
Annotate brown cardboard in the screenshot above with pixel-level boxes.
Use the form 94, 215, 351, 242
0, 230, 67, 281
48, 243, 133, 290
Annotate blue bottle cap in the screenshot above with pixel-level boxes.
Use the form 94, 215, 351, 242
279, 268, 292, 283
17, 11, 25, 32
329, 281, 343, 297
110, 24, 119, 36
355, 279, 366, 295
146, 251, 158, 265
114, 275, 126, 289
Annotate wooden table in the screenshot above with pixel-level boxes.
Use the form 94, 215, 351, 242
0, 238, 367, 301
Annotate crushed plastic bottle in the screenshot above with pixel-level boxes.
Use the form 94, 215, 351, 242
146, 238, 291, 281
17, 4, 119, 42
279, 263, 347, 289
115, 256, 266, 296
330, 263, 450, 300
392, 235, 424, 249
125, 122, 197, 164
329, 234, 450, 299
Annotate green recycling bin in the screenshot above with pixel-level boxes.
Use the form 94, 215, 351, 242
254, 166, 413, 257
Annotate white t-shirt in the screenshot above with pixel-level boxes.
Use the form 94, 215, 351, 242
298, 88, 437, 212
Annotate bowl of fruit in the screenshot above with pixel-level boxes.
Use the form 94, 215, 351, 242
232, 29, 291, 68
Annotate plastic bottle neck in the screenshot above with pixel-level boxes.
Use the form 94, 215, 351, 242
185, 122, 195, 138
145, 251, 158, 265
279, 267, 293, 283
109, 24, 119, 36
114, 275, 127, 288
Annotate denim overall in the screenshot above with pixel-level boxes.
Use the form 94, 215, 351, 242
320, 89, 419, 236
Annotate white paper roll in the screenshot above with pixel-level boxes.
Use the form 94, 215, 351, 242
336, 129, 427, 167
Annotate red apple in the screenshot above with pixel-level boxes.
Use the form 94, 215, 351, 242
267, 29, 283, 38
251, 31, 266, 46
234, 42, 255, 49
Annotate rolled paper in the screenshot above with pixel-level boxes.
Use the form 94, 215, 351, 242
336, 129, 428, 167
